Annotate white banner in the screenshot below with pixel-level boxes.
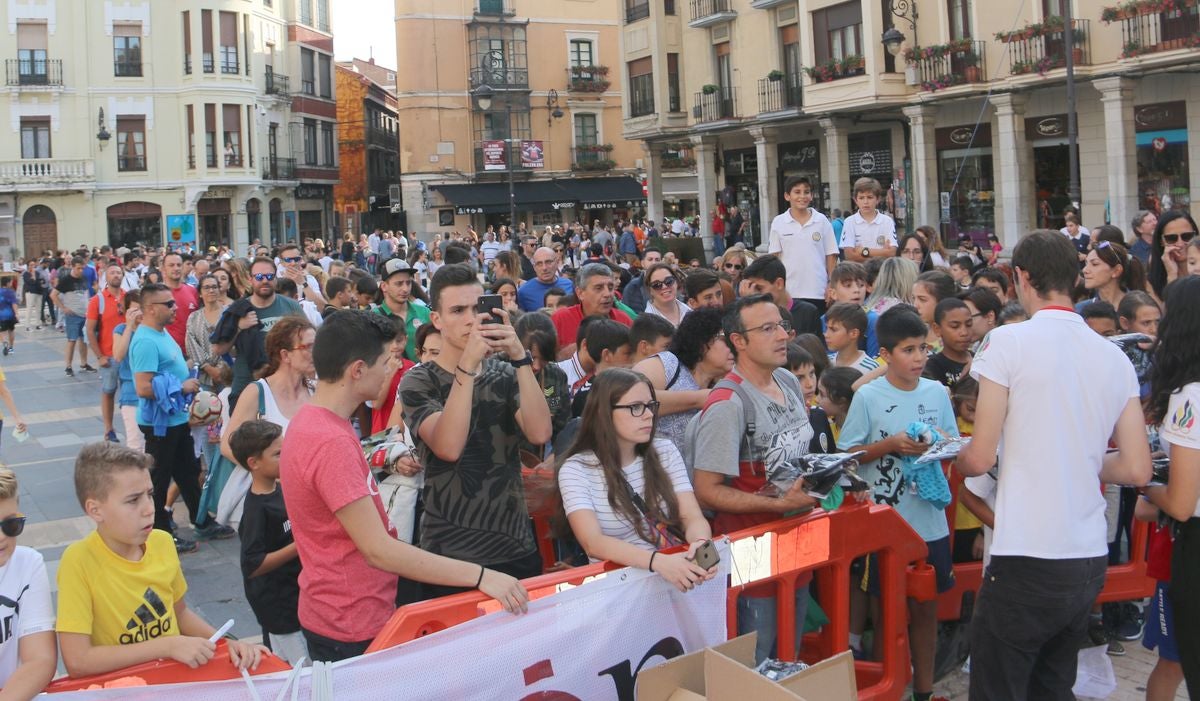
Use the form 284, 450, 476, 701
53, 543, 730, 700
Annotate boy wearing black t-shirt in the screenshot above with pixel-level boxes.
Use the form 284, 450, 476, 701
230, 420, 307, 665
924, 298, 974, 388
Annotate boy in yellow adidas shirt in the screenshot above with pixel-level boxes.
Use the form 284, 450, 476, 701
55, 442, 267, 677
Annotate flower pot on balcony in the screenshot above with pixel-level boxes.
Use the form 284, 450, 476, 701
1072, 47, 1084, 63
963, 65, 981, 82
701, 84, 719, 94
767, 70, 784, 82
905, 65, 920, 85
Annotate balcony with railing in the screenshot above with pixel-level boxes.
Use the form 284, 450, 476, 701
469, 67, 529, 90
566, 66, 611, 93
626, 0, 651, 22
689, 0, 736, 27
1103, 1, 1200, 58
693, 87, 738, 123
114, 58, 142, 77
262, 157, 297, 181
6, 58, 63, 87
572, 145, 616, 172
266, 70, 290, 96
366, 125, 397, 148
0, 159, 94, 189
906, 39, 989, 91
996, 19, 1090, 76
476, 0, 515, 16
118, 155, 147, 172
802, 55, 865, 84
659, 144, 696, 171
758, 71, 802, 113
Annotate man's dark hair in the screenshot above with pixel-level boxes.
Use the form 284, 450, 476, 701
819, 366, 863, 409
971, 267, 1010, 294
723, 293, 776, 338
783, 175, 812, 194
951, 255, 975, 270
429, 263, 481, 312
576, 313, 604, 346
543, 287, 567, 305
876, 303, 928, 352
444, 243, 472, 266
825, 302, 868, 337
958, 286, 1003, 322
355, 275, 378, 297
162, 251, 183, 264
584, 318, 631, 364
786, 342, 814, 371
741, 255, 786, 285
325, 276, 353, 301
141, 282, 170, 298
630, 313, 675, 351
513, 312, 557, 366
250, 255, 276, 271
683, 269, 721, 301
274, 276, 298, 298
123, 252, 138, 265
1080, 300, 1119, 325
829, 261, 868, 287
70, 256, 86, 267
933, 297, 969, 325
1010, 230, 1079, 297
313, 310, 399, 382
228, 420, 283, 470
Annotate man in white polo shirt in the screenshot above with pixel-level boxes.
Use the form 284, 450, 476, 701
957, 230, 1151, 700
767, 176, 838, 315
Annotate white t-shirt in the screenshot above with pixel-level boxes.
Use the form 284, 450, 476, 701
970, 308, 1140, 559
964, 470, 998, 566
1159, 382, 1200, 518
767, 209, 839, 300
559, 438, 693, 555
558, 352, 587, 395
0, 547, 54, 683
839, 211, 897, 251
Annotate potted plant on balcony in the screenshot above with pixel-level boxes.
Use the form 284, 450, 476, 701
961, 51, 981, 82
767, 69, 785, 82
840, 55, 865, 74
701, 83, 719, 94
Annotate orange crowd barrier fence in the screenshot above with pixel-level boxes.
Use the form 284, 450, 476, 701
44, 639, 291, 693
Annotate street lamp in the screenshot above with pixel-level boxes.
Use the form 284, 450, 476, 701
881, 0, 918, 56
472, 83, 517, 229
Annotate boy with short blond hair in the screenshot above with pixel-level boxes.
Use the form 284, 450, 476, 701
839, 178, 897, 263
824, 302, 878, 375
56, 442, 267, 678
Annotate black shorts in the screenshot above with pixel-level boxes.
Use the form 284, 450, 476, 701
0, 319, 13, 332
863, 536, 956, 596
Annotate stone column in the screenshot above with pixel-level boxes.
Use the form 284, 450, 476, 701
819, 117, 849, 214
643, 141, 664, 225
902, 104, 939, 232
1094, 77, 1136, 235
691, 135, 717, 261
750, 126, 779, 252
989, 93, 1033, 247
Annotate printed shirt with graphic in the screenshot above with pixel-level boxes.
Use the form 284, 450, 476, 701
828, 350, 880, 376
837, 375, 959, 541
1160, 382, 1200, 518
0, 546, 54, 682
56, 530, 186, 646
922, 351, 969, 388
401, 357, 537, 565
692, 368, 814, 534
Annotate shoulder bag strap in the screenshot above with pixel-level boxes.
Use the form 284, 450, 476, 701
256, 378, 267, 420
613, 468, 686, 547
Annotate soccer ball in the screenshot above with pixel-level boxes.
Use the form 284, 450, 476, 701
189, 391, 223, 426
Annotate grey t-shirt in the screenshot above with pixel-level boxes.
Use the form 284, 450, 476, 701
692, 368, 813, 479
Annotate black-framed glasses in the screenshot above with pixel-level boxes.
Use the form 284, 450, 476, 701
738, 319, 792, 336
613, 400, 660, 418
649, 276, 677, 291
200, 284, 220, 292
0, 515, 26, 537
149, 299, 177, 309
253, 273, 277, 282
1162, 231, 1197, 245
282, 256, 304, 264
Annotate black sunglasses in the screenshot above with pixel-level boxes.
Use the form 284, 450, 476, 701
724, 263, 744, 271
149, 299, 177, 309
282, 255, 304, 264
649, 276, 677, 291
254, 273, 277, 282
1162, 231, 1197, 245
0, 515, 26, 538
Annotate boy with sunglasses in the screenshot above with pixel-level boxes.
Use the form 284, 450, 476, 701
209, 257, 303, 412
0, 468, 56, 697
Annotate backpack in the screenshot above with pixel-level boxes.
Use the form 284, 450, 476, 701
681, 371, 805, 476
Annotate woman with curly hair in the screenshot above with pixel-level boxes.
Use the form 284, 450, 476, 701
631, 307, 733, 455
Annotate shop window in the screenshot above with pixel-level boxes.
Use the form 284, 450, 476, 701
812, 1, 863, 64
117, 117, 147, 171
107, 202, 162, 250
20, 118, 50, 159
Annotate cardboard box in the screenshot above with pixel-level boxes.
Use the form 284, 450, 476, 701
636, 634, 858, 701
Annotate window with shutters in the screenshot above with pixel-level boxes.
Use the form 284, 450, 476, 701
201, 10, 214, 73
182, 12, 192, 74
205, 104, 217, 167
223, 105, 242, 166
117, 117, 147, 171
628, 57, 654, 117
812, 1, 863, 64
219, 12, 239, 74
304, 119, 318, 165
667, 53, 681, 112
948, 0, 972, 39
16, 23, 48, 83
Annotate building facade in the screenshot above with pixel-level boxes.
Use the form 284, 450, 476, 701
395, 0, 646, 235
0, 0, 337, 259
335, 58, 402, 237
622, 0, 1200, 255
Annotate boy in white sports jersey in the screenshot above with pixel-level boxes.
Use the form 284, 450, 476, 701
839, 178, 897, 263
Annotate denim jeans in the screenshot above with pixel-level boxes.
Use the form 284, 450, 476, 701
736, 584, 811, 665
969, 554, 1107, 701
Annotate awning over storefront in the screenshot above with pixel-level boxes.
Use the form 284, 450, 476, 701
432, 176, 645, 215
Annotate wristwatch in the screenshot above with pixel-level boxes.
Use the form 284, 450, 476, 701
860, 247, 871, 258
509, 351, 534, 369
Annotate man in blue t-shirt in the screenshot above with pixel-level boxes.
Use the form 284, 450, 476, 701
131, 283, 229, 552
517, 247, 574, 312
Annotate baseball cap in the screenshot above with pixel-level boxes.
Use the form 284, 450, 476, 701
381, 257, 415, 280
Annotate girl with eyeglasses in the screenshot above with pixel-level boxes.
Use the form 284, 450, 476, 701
642, 263, 690, 327
896, 233, 933, 273
0, 468, 56, 698
556, 369, 717, 592
1148, 210, 1199, 300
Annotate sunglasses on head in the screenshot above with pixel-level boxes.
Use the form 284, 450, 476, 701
0, 515, 26, 538
254, 272, 277, 282
649, 276, 677, 290
1163, 231, 1197, 245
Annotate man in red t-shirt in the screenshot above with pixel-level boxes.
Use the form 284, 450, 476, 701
160, 252, 198, 356
551, 263, 631, 360
279, 310, 528, 663
85, 262, 126, 442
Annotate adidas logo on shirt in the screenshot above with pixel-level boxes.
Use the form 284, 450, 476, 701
120, 587, 172, 644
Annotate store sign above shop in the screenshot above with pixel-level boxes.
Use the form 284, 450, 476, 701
1135, 101, 1187, 132
935, 124, 993, 150
779, 141, 820, 168
202, 187, 236, 200
295, 185, 330, 200
454, 206, 485, 215
550, 201, 578, 210
1024, 115, 1067, 140
848, 149, 891, 176
581, 200, 645, 209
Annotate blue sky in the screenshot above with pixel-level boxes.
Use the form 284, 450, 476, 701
333, 0, 398, 68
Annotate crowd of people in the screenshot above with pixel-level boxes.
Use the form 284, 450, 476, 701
0, 172, 1194, 700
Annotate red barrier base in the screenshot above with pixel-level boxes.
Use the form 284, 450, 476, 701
44, 640, 291, 693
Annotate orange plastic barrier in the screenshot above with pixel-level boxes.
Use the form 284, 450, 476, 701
938, 465, 1155, 623
45, 639, 291, 693
368, 500, 929, 701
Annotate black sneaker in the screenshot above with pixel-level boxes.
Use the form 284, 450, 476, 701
174, 536, 198, 554
65, 367, 74, 377
193, 522, 236, 541
82, 364, 97, 372
1107, 639, 1126, 656
1115, 602, 1145, 641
